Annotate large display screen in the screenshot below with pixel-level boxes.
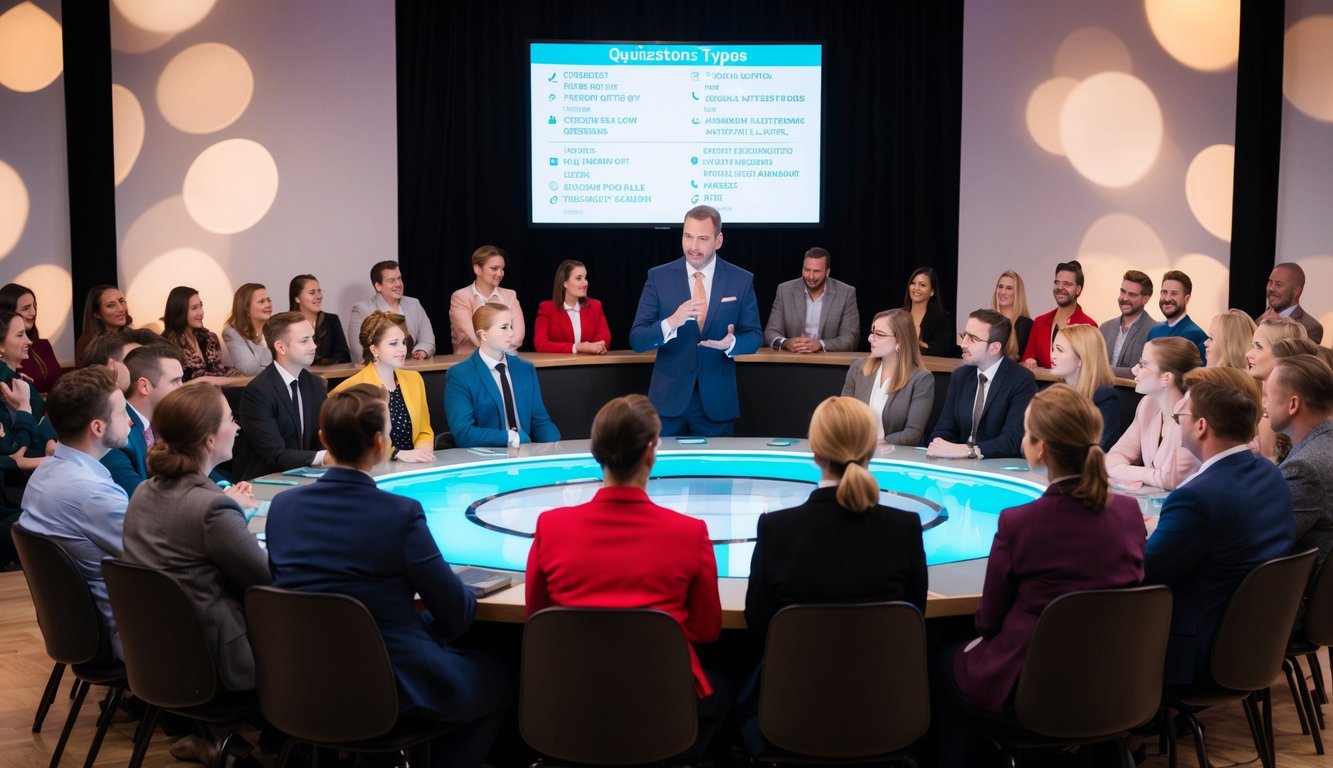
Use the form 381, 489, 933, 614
530, 42, 823, 226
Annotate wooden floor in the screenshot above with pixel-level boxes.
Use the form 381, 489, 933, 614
4, 567, 1333, 768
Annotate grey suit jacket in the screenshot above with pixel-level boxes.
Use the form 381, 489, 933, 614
1280, 419, 1333, 566
1100, 311, 1157, 378
841, 362, 934, 446
763, 277, 860, 352
121, 474, 271, 691
1290, 306, 1325, 345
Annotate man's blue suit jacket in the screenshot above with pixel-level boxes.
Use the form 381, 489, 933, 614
444, 350, 560, 448
927, 356, 1037, 458
1145, 314, 1208, 366
101, 406, 147, 497
1145, 449, 1295, 685
628, 257, 761, 420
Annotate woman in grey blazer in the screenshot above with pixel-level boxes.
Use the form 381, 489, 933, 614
841, 309, 935, 446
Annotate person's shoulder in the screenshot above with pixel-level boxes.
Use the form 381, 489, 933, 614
908, 366, 933, 384
396, 367, 426, 386
998, 356, 1035, 382
536, 299, 556, 314
775, 276, 803, 293
1033, 307, 1057, 322
646, 258, 685, 278
244, 363, 279, 389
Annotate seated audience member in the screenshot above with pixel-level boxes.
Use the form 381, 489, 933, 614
1021, 260, 1097, 370
1204, 309, 1257, 369
162, 286, 235, 383
526, 394, 725, 764
533, 259, 612, 354
74, 284, 131, 367
927, 310, 1037, 459
268, 384, 511, 768
231, 312, 327, 480
1271, 338, 1325, 462
1099, 270, 1156, 378
1248, 318, 1308, 459
17, 367, 130, 655
1049, 324, 1121, 449
0, 283, 63, 393
903, 267, 954, 357
1260, 262, 1324, 343
1146, 270, 1208, 364
221, 283, 274, 375
1146, 367, 1294, 686
348, 260, 436, 361
763, 247, 860, 353
449, 246, 524, 356
936, 385, 1144, 766
333, 311, 434, 462
991, 270, 1032, 362
0, 310, 57, 471
1268, 354, 1333, 567
1106, 337, 1202, 491
101, 345, 185, 496
290, 274, 351, 365
82, 329, 139, 393
841, 309, 933, 446
444, 303, 559, 449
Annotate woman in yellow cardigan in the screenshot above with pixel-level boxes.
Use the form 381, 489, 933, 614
333, 311, 435, 462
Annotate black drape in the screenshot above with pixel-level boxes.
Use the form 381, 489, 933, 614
396, 1, 964, 352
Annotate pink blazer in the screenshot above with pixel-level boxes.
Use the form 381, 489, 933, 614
1105, 392, 1200, 491
533, 299, 612, 353
448, 285, 524, 356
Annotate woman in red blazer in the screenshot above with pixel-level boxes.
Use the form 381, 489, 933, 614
533, 260, 612, 354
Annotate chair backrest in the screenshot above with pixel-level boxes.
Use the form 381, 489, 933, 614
1014, 585, 1173, 738
1302, 556, 1333, 647
520, 607, 697, 765
758, 602, 929, 758
11, 525, 106, 665
245, 586, 399, 742
102, 558, 219, 708
1210, 548, 1317, 692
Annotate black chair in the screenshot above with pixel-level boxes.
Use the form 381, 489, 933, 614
11, 525, 127, 768
101, 558, 260, 768
1161, 549, 1318, 768
1283, 555, 1333, 754
979, 586, 1172, 768
520, 607, 698, 766
245, 585, 456, 767
754, 602, 929, 766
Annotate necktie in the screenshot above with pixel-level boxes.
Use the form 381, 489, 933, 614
693, 271, 708, 333
290, 379, 303, 443
143, 424, 155, 451
970, 372, 988, 446
495, 363, 520, 433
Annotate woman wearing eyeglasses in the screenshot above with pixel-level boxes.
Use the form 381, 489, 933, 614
840, 309, 933, 446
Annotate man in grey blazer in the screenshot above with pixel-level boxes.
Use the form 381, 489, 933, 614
1268, 355, 1333, 565
1259, 262, 1324, 343
1099, 270, 1157, 378
762, 247, 860, 352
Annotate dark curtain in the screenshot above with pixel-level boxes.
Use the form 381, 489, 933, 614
397, 1, 964, 352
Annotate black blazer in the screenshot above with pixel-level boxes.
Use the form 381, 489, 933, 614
927, 356, 1037, 458
918, 303, 957, 358
232, 364, 328, 480
745, 486, 928, 640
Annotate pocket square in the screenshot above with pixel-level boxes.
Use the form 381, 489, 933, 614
721, 296, 737, 303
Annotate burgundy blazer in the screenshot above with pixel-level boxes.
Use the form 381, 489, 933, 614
533, 298, 612, 353
953, 484, 1146, 712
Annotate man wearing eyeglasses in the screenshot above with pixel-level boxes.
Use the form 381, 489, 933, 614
927, 309, 1036, 459
1021, 260, 1098, 370
1099, 270, 1157, 378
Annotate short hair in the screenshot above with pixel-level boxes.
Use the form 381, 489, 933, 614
471, 302, 511, 338
804, 247, 831, 268
224, 283, 267, 344
124, 344, 185, 390
1274, 262, 1307, 287
684, 205, 721, 234
1184, 367, 1262, 443
1274, 355, 1333, 415
0, 283, 39, 339
808, 397, 880, 513
1161, 270, 1193, 295
1146, 336, 1201, 393
46, 366, 119, 442
146, 384, 225, 478
1272, 337, 1322, 360
370, 260, 399, 286
903, 267, 946, 311
1208, 309, 1257, 369
551, 259, 587, 307
969, 308, 1012, 348
471, 245, 505, 270
1123, 270, 1153, 295
82, 329, 134, 368
590, 394, 661, 482
357, 311, 409, 365
264, 311, 307, 358
320, 383, 389, 464
1025, 384, 1110, 511
1055, 259, 1084, 288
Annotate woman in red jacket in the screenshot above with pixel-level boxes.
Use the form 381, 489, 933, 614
533, 260, 612, 354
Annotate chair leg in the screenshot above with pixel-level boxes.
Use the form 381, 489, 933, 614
1285, 658, 1311, 735
1241, 694, 1267, 768
1178, 710, 1210, 768
68, 676, 77, 699
83, 685, 124, 768
127, 705, 161, 768
1294, 659, 1325, 754
1118, 737, 1138, 768
49, 680, 90, 768
1262, 688, 1276, 768
1164, 706, 1178, 768
33, 662, 66, 732
1310, 651, 1328, 725
214, 728, 243, 768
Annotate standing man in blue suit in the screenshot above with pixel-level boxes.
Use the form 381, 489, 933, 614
102, 345, 185, 496
1145, 367, 1295, 686
630, 205, 762, 436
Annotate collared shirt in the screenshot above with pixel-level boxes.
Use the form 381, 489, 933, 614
1179, 443, 1253, 488
660, 257, 736, 354
1279, 305, 1298, 319
472, 285, 503, 306
803, 287, 825, 342
128, 402, 150, 439
564, 301, 582, 351
274, 365, 326, 466
479, 347, 521, 447
975, 356, 1004, 410
1112, 313, 1140, 366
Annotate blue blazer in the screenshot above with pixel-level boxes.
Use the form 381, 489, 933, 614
1145, 449, 1296, 685
927, 356, 1037, 458
628, 257, 762, 420
102, 406, 148, 497
444, 350, 559, 448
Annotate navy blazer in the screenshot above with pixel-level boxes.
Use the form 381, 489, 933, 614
927, 357, 1037, 458
232, 364, 327, 480
102, 406, 148, 497
629, 257, 762, 421
443, 350, 559, 448
1145, 449, 1296, 686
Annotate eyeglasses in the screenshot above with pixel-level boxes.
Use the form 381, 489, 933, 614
957, 331, 986, 345
1170, 412, 1195, 425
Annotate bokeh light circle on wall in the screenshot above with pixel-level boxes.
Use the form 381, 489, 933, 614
0, 160, 30, 259
109, 0, 174, 54
112, 85, 145, 186
13, 264, 73, 342
1174, 253, 1229, 323
1293, 255, 1333, 330
1026, 77, 1078, 156
158, 43, 254, 134
1059, 72, 1163, 188
1076, 212, 1170, 323
125, 247, 233, 335
1283, 15, 1333, 124
1053, 27, 1132, 79
182, 139, 279, 234
0, 2, 63, 93
1184, 144, 1234, 243
1145, 0, 1240, 72
112, 0, 214, 35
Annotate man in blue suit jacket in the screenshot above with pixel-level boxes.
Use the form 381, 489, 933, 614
1145, 270, 1208, 365
630, 205, 761, 436
1145, 368, 1295, 686
444, 349, 560, 448
928, 309, 1036, 459
102, 345, 185, 496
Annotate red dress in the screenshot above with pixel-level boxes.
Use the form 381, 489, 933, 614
20, 338, 63, 394
533, 299, 613, 353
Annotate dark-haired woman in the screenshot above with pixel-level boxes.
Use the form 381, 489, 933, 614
0, 283, 63, 393
0, 310, 56, 472
162, 286, 234, 383
290, 274, 350, 365
902, 267, 954, 357
74, 284, 132, 367
533, 260, 612, 354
